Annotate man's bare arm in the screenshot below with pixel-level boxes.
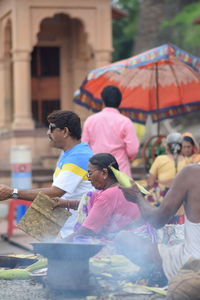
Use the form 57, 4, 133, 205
121, 166, 189, 228
0, 184, 65, 201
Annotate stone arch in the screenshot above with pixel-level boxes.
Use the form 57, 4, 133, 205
30, 12, 95, 125
35, 14, 93, 62
31, 9, 96, 51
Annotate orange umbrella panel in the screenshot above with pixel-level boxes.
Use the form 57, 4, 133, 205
75, 44, 200, 124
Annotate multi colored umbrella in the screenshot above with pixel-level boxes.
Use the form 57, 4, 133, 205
74, 44, 200, 126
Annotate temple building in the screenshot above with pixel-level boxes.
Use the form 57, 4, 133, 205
0, 0, 113, 172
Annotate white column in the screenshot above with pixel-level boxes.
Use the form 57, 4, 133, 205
12, 50, 34, 130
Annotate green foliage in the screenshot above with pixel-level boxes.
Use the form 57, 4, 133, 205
161, 2, 200, 55
112, 0, 139, 62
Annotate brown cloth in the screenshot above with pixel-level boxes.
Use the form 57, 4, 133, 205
167, 258, 200, 300
18, 192, 71, 241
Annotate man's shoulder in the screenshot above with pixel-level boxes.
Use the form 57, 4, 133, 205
60, 144, 93, 165
183, 163, 200, 172
103, 109, 133, 125
175, 163, 200, 180
118, 113, 133, 123
84, 109, 133, 126
73, 142, 93, 152
85, 111, 102, 121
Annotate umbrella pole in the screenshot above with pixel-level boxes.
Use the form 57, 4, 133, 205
155, 62, 160, 135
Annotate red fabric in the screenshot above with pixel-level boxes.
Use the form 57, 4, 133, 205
7, 199, 31, 237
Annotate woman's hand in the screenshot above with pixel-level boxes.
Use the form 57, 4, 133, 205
120, 183, 141, 203
52, 198, 79, 210
52, 198, 70, 210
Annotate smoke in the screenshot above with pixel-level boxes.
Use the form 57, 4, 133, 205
113, 230, 158, 269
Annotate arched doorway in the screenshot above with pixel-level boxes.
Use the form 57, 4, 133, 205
31, 46, 60, 127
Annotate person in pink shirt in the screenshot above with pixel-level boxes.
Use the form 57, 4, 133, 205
82, 86, 139, 176
54, 153, 141, 241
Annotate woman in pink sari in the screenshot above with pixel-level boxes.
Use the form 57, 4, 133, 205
54, 153, 144, 241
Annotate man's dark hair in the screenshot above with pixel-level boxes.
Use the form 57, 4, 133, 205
101, 85, 122, 108
47, 110, 81, 140
89, 153, 119, 181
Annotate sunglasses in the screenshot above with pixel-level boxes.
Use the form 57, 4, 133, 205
48, 124, 64, 133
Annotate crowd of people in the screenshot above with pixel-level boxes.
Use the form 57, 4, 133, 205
0, 85, 200, 288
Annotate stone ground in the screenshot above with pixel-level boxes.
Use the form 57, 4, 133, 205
0, 218, 37, 255
0, 219, 166, 300
0, 278, 166, 300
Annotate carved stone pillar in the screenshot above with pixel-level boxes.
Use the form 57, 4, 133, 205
12, 50, 34, 129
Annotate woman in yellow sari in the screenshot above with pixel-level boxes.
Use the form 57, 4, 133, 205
146, 132, 188, 224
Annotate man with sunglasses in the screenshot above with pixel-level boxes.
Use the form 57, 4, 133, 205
0, 110, 94, 237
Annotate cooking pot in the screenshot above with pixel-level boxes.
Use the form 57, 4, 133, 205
31, 242, 104, 291
31, 242, 103, 260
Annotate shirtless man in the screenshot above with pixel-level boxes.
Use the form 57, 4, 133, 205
115, 163, 200, 283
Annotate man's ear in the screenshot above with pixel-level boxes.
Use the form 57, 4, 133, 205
63, 127, 70, 137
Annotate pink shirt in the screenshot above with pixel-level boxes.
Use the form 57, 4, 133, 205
82, 108, 139, 176
82, 186, 140, 236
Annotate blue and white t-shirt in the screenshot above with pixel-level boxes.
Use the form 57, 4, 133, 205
52, 143, 94, 237
53, 143, 93, 200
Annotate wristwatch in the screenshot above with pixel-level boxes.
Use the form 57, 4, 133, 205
11, 188, 19, 199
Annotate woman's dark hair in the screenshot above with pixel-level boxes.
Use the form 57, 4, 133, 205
89, 153, 119, 181
168, 143, 182, 155
47, 110, 81, 140
101, 85, 122, 108
183, 136, 195, 146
